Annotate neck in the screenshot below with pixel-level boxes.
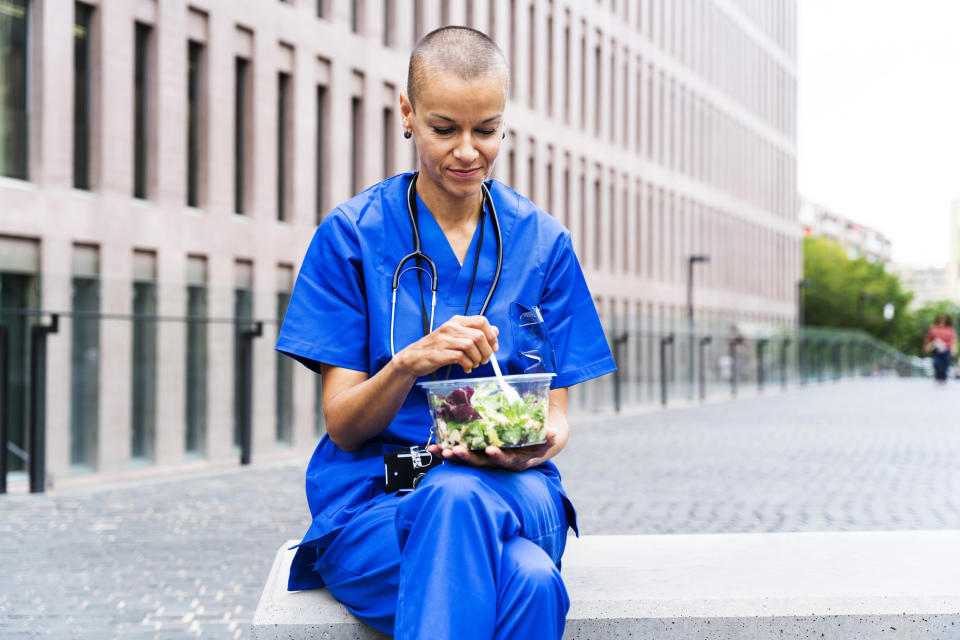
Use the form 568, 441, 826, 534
415, 173, 483, 230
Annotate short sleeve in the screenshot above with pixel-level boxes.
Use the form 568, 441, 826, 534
276, 211, 369, 373
538, 232, 617, 388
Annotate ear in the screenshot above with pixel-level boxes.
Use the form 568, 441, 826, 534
399, 93, 414, 126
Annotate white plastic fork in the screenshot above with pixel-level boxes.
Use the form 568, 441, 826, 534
489, 353, 522, 404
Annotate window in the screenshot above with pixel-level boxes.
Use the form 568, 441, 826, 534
133, 23, 152, 199
383, 103, 395, 179
528, 1, 535, 109
316, 84, 327, 223
187, 41, 204, 206
546, 9, 553, 116
351, 0, 363, 34
277, 72, 291, 221
413, 0, 424, 42
382, 0, 394, 47
562, 13, 570, 123
70, 244, 99, 469
350, 94, 363, 194
74, 3, 93, 190
276, 265, 294, 444
234, 57, 250, 214
131, 250, 157, 462
0, 0, 29, 179
593, 40, 601, 135
509, 0, 516, 100
185, 255, 207, 455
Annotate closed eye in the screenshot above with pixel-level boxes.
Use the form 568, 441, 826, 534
432, 127, 454, 135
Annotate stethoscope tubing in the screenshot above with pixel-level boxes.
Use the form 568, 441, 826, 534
389, 173, 502, 357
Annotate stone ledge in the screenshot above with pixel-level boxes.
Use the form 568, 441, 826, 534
251, 530, 960, 639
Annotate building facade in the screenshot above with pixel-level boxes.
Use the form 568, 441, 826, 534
799, 198, 892, 266
0, 0, 798, 485
896, 266, 947, 310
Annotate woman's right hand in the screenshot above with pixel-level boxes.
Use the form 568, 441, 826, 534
395, 315, 499, 378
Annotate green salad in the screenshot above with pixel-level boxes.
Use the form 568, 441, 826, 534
432, 383, 548, 450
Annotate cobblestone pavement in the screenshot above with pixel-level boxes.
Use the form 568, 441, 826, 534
2, 378, 959, 638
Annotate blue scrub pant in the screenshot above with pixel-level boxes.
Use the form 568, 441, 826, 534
313, 463, 571, 639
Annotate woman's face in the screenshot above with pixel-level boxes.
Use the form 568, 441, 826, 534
401, 70, 506, 204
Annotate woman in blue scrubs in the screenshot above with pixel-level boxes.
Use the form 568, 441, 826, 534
276, 26, 615, 640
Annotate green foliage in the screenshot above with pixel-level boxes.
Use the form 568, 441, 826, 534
802, 237, 960, 356
802, 237, 913, 342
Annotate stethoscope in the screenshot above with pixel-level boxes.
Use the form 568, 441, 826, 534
390, 172, 503, 357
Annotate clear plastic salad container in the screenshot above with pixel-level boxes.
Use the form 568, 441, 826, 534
419, 373, 555, 451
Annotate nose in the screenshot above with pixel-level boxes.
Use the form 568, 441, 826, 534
452, 132, 479, 164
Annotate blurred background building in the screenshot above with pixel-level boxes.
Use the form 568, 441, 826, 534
948, 199, 960, 303
896, 265, 947, 311
799, 198, 892, 266
0, 0, 797, 485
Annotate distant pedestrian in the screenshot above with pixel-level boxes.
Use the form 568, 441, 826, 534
923, 314, 956, 383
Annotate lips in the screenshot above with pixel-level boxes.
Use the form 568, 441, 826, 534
448, 167, 482, 179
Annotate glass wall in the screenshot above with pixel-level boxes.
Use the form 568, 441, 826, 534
233, 260, 253, 448
0, 273, 38, 473
73, 2, 93, 190
131, 251, 157, 461
185, 256, 207, 455
0, 0, 29, 179
275, 267, 293, 444
70, 245, 99, 468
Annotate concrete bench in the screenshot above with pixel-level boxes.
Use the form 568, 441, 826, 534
251, 530, 960, 639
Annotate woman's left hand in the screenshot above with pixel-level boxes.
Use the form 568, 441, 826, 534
427, 388, 569, 472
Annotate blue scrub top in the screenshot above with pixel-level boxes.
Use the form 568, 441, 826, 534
276, 172, 616, 590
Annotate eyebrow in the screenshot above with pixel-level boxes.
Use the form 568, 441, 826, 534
429, 114, 502, 124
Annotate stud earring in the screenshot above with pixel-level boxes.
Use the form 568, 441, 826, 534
403, 130, 412, 139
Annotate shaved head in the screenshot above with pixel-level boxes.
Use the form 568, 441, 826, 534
407, 26, 508, 108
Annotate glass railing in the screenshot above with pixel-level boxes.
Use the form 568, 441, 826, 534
568, 323, 928, 415
0, 298, 928, 492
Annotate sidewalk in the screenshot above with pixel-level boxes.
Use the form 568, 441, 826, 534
2, 378, 959, 638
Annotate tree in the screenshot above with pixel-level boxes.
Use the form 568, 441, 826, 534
802, 237, 913, 342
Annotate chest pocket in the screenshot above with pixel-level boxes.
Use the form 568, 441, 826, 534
510, 302, 557, 377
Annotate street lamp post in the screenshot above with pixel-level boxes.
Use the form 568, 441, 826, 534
883, 302, 895, 343
857, 292, 875, 333
687, 255, 710, 399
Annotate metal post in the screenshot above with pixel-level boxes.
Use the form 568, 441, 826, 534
660, 334, 674, 407
612, 333, 628, 413
239, 321, 263, 466
756, 339, 768, 392
698, 336, 712, 401
0, 324, 7, 494
817, 340, 826, 383
28, 314, 58, 494
780, 339, 790, 389
729, 338, 739, 397
687, 256, 709, 399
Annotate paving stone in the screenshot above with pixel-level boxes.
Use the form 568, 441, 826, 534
3, 379, 960, 637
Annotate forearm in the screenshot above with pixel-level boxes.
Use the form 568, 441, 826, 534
324, 358, 418, 451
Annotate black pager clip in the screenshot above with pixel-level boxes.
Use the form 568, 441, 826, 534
384, 446, 444, 494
